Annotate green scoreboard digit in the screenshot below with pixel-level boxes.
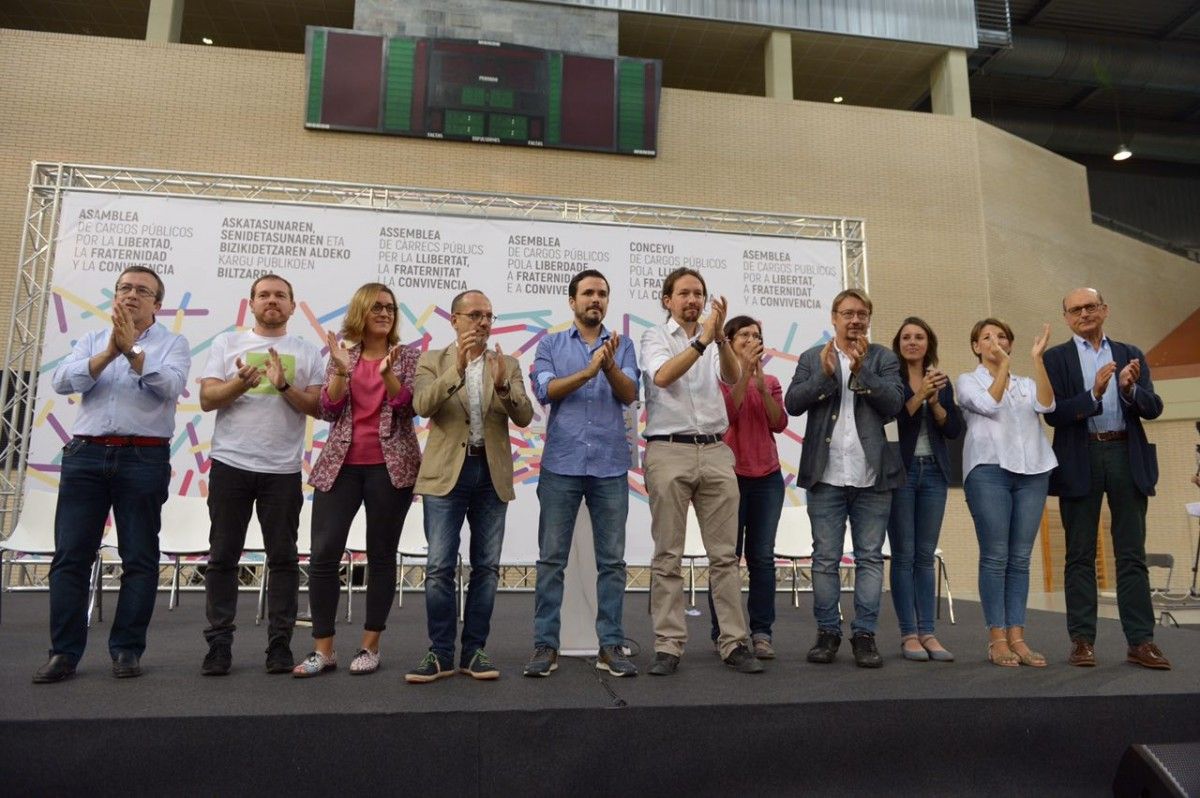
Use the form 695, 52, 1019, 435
305, 27, 661, 157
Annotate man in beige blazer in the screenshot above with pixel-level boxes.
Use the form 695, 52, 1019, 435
405, 290, 533, 683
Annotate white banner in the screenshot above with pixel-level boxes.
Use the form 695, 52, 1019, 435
33, 191, 843, 563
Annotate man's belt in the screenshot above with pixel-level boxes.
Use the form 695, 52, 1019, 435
76, 435, 169, 447
1088, 430, 1128, 442
466, 443, 486, 457
645, 434, 722, 445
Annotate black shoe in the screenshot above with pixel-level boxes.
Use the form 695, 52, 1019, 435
264, 642, 294, 674
112, 651, 142, 679
202, 642, 232, 676
807, 631, 841, 664
648, 652, 680, 676
851, 632, 883, 668
523, 645, 559, 677
32, 653, 76, 684
723, 643, 765, 674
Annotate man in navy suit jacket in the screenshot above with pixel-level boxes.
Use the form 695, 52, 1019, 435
1043, 287, 1169, 670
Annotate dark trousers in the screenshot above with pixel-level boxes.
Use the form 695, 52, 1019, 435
423, 455, 507, 665
1060, 440, 1155, 645
48, 438, 170, 663
203, 459, 302, 649
709, 470, 785, 641
309, 464, 412, 639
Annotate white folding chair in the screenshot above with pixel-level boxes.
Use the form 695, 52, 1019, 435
397, 500, 464, 618
875, 529, 956, 625
343, 505, 367, 622
241, 512, 266, 624
682, 506, 707, 608
773, 505, 814, 608
157, 496, 212, 610
1, 489, 105, 625
396, 501, 425, 609
934, 547, 955, 624
257, 500, 313, 623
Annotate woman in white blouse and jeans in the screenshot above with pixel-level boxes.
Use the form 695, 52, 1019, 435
957, 317, 1056, 668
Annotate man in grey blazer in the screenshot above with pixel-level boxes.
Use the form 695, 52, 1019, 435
785, 288, 904, 668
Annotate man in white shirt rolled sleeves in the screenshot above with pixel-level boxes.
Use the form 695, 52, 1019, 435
639, 267, 762, 676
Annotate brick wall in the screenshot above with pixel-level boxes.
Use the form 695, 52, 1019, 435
1, 29, 1197, 591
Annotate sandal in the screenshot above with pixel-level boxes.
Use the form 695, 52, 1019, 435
1008, 638, 1047, 668
919, 634, 955, 662
901, 634, 929, 661
987, 639, 1019, 668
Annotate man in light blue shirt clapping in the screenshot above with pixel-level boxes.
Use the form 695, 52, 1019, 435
33, 266, 191, 684
524, 269, 640, 678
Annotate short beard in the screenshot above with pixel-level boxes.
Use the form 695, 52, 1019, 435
253, 314, 288, 331
575, 310, 602, 329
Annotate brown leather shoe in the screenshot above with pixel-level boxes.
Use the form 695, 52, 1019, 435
1068, 638, 1096, 667
1127, 642, 1171, 670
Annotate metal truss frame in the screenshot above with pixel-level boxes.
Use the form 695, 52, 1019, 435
0, 162, 867, 535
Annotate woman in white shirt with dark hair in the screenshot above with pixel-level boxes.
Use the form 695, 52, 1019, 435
957, 317, 1056, 668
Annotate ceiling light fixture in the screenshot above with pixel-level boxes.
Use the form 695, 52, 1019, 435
1108, 83, 1132, 162
833, 96, 844, 103
202, 37, 214, 45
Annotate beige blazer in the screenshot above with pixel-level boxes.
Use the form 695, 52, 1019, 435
413, 344, 533, 501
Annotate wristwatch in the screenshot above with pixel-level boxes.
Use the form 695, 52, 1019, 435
124, 344, 144, 360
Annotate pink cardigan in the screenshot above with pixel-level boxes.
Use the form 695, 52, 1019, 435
308, 342, 421, 492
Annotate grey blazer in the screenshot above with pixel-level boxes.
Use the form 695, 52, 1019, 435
784, 342, 905, 491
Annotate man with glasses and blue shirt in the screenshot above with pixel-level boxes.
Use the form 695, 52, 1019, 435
785, 287, 904, 668
33, 266, 191, 683
523, 269, 639, 678
407, 290, 533, 683
1044, 287, 1170, 670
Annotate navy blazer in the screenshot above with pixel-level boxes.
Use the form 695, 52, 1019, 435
784, 342, 905, 491
1043, 338, 1162, 498
896, 379, 962, 482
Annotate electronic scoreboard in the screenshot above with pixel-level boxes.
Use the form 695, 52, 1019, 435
305, 27, 661, 156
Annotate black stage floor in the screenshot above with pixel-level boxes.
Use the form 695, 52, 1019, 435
1, 589, 1198, 796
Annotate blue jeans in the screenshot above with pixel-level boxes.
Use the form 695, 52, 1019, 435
709, 470, 784, 641
807, 482, 890, 636
422, 454, 507, 665
887, 456, 947, 637
533, 469, 628, 649
964, 464, 1049, 629
48, 438, 171, 662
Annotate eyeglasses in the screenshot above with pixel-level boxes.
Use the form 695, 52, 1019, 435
115, 283, 156, 299
836, 310, 871, 321
456, 311, 498, 324
733, 330, 763, 341
1065, 302, 1104, 317
369, 302, 397, 316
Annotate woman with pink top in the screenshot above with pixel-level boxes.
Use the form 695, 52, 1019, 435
707, 315, 788, 659
293, 283, 421, 677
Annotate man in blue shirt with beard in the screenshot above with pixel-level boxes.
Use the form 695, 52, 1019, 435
523, 269, 640, 678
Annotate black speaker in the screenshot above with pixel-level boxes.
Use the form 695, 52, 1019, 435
1114, 743, 1200, 797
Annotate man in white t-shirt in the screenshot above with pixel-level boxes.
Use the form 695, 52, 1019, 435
199, 274, 324, 676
